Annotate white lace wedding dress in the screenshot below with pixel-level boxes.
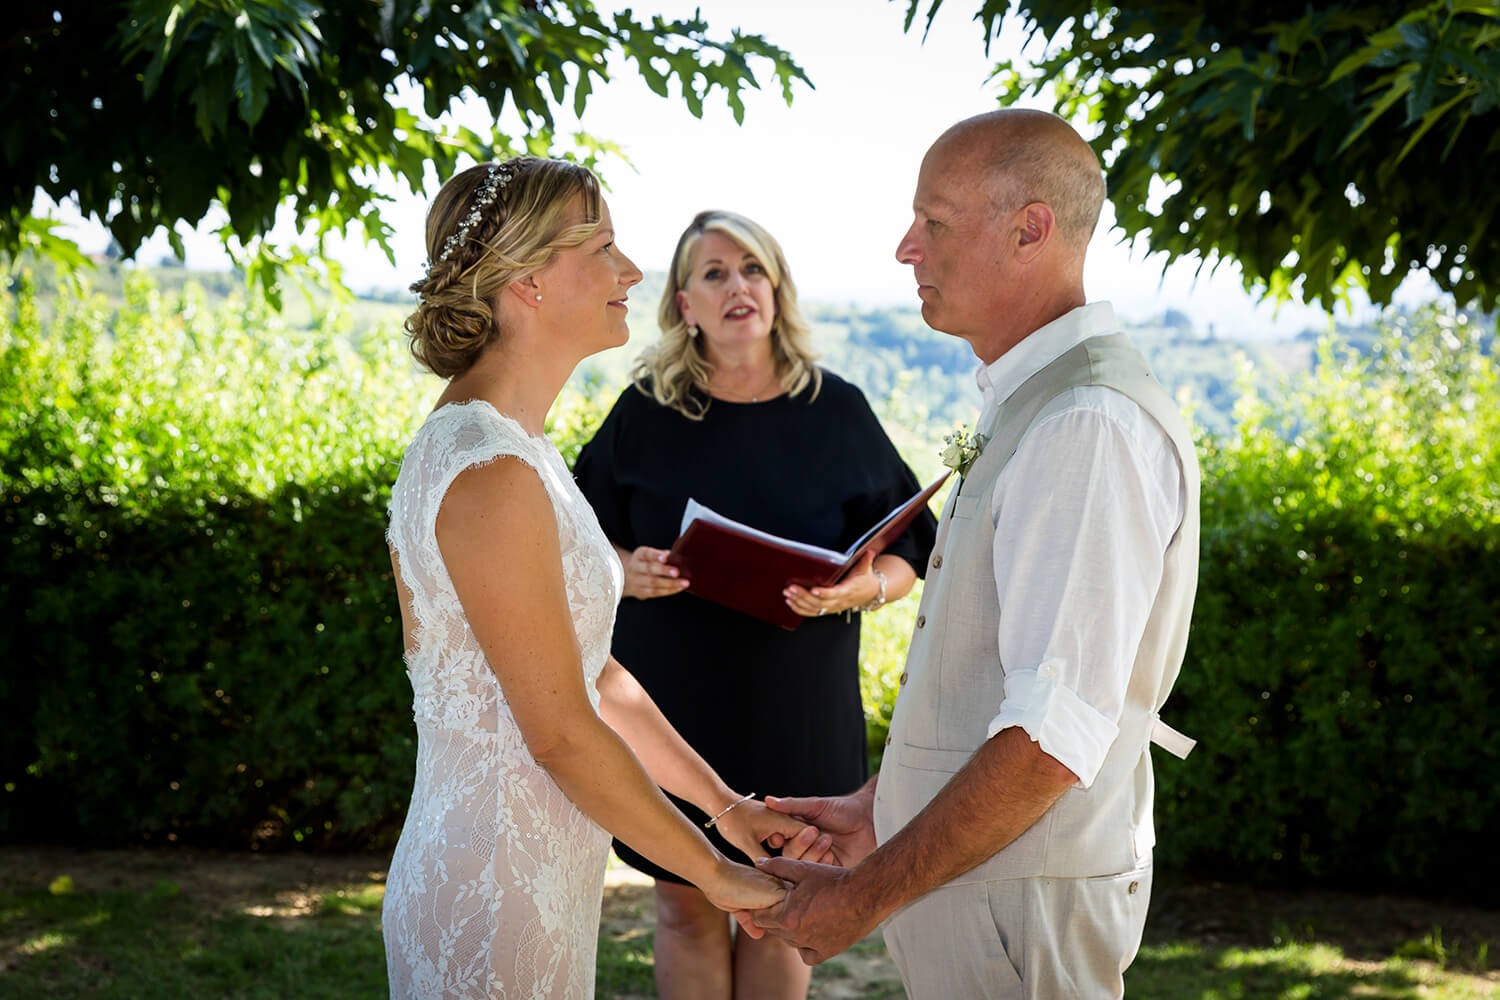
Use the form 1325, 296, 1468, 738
382, 400, 623, 999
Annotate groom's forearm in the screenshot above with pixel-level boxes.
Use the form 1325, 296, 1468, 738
850, 727, 1076, 917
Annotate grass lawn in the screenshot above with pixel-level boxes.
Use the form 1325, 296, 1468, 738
1, 847, 1495, 998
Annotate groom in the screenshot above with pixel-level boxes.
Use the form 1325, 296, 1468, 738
753, 110, 1201, 998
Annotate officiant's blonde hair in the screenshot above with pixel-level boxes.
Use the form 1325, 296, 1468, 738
633, 210, 820, 420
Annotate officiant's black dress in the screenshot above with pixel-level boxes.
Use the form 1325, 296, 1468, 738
573, 371, 937, 879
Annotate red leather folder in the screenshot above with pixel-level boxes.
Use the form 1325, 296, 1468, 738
666, 472, 950, 630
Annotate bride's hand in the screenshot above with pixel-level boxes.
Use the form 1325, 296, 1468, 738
700, 859, 785, 938
714, 798, 820, 863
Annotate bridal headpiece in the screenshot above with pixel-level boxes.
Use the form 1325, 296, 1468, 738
436, 163, 515, 264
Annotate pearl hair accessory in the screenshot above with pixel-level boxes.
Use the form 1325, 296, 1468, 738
436, 163, 514, 264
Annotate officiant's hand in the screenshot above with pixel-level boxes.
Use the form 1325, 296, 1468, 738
784, 552, 881, 618
615, 544, 691, 600
749, 857, 878, 964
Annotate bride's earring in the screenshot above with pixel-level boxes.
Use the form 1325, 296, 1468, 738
687, 323, 699, 338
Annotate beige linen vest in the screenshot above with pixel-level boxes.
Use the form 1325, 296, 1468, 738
873, 333, 1200, 881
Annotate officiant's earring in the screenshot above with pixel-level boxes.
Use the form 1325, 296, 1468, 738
687, 323, 699, 338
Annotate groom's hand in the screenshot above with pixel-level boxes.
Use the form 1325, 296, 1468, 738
751, 857, 879, 965
765, 791, 876, 867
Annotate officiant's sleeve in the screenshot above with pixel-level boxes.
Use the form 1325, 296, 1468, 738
572, 389, 636, 550
834, 386, 938, 577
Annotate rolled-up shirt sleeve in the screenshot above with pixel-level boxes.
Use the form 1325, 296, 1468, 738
985, 387, 1183, 788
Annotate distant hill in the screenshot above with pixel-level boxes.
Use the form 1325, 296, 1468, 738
14, 258, 1488, 437
573, 273, 1357, 434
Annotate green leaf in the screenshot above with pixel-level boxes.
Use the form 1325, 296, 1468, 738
1337, 68, 1415, 155
1327, 41, 1390, 84
1393, 89, 1470, 165
233, 60, 270, 128
1404, 21, 1451, 123
243, 14, 277, 70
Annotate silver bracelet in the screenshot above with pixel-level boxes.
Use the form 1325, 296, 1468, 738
704, 792, 756, 828
855, 569, 888, 614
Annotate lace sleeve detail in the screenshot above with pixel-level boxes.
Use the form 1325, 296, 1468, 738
388, 403, 552, 657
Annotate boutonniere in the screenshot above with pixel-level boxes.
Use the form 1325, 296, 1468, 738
939, 426, 987, 478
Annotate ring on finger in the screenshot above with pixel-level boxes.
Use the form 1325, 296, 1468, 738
817, 608, 826, 616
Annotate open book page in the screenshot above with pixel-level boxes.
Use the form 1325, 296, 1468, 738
678, 499, 845, 563
669, 471, 949, 630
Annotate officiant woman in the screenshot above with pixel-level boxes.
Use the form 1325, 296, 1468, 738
573, 209, 937, 1000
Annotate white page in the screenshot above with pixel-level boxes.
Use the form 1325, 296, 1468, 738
679, 498, 845, 563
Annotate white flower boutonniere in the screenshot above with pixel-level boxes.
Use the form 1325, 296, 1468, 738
939, 427, 987, 478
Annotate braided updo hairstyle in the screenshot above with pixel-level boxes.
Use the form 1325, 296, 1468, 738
405, 156, 603, 378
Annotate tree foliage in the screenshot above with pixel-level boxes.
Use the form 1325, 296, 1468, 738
2, 1, 806, 300
907, 1, 1500, 310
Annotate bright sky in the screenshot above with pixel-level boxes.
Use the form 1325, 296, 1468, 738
49, 0, 1436, 338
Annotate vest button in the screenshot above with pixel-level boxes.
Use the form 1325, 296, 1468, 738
1128, 881, 1139, 895
932, 555, 943, 569
916, 615, 926, 628
899, 672, 908, 685
884, 734, 892, 746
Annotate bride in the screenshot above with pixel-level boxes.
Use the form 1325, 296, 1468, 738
382, 157, 811, 998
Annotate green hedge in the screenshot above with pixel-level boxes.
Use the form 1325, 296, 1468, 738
4, 276, 1497, 895
1157, 309, 1499, 890
0, 274, 601, 849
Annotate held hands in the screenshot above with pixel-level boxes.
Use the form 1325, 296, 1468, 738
752, 786, 892, 962
700, 858, 786, 940
713, 798, 828, 867
749, 857, 880, 965
783, 552, 881, 619
618, 545, 690, 600
765, 791, 878, 868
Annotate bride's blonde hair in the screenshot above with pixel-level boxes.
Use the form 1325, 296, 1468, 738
632, 210, 820, 420
405, 157, 602, 378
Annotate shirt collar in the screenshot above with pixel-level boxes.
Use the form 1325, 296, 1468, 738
975, 301, 1120, 415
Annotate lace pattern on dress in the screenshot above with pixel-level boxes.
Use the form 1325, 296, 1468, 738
382, 400, 623, 999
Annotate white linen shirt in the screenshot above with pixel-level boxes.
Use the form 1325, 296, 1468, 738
978, 302, 1185, 788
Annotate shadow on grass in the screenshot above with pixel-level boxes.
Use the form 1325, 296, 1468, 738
1, 882, 388, 1000
1128, 939, 1463, 999
596, 928, 655, 996
4, 859, 1496, 1000
1146, 876, 1499, 977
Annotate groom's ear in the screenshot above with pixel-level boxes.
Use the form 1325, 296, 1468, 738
1014, 202, 1056, 263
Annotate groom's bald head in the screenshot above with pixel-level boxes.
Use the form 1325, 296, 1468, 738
931, 110, 1106, 254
